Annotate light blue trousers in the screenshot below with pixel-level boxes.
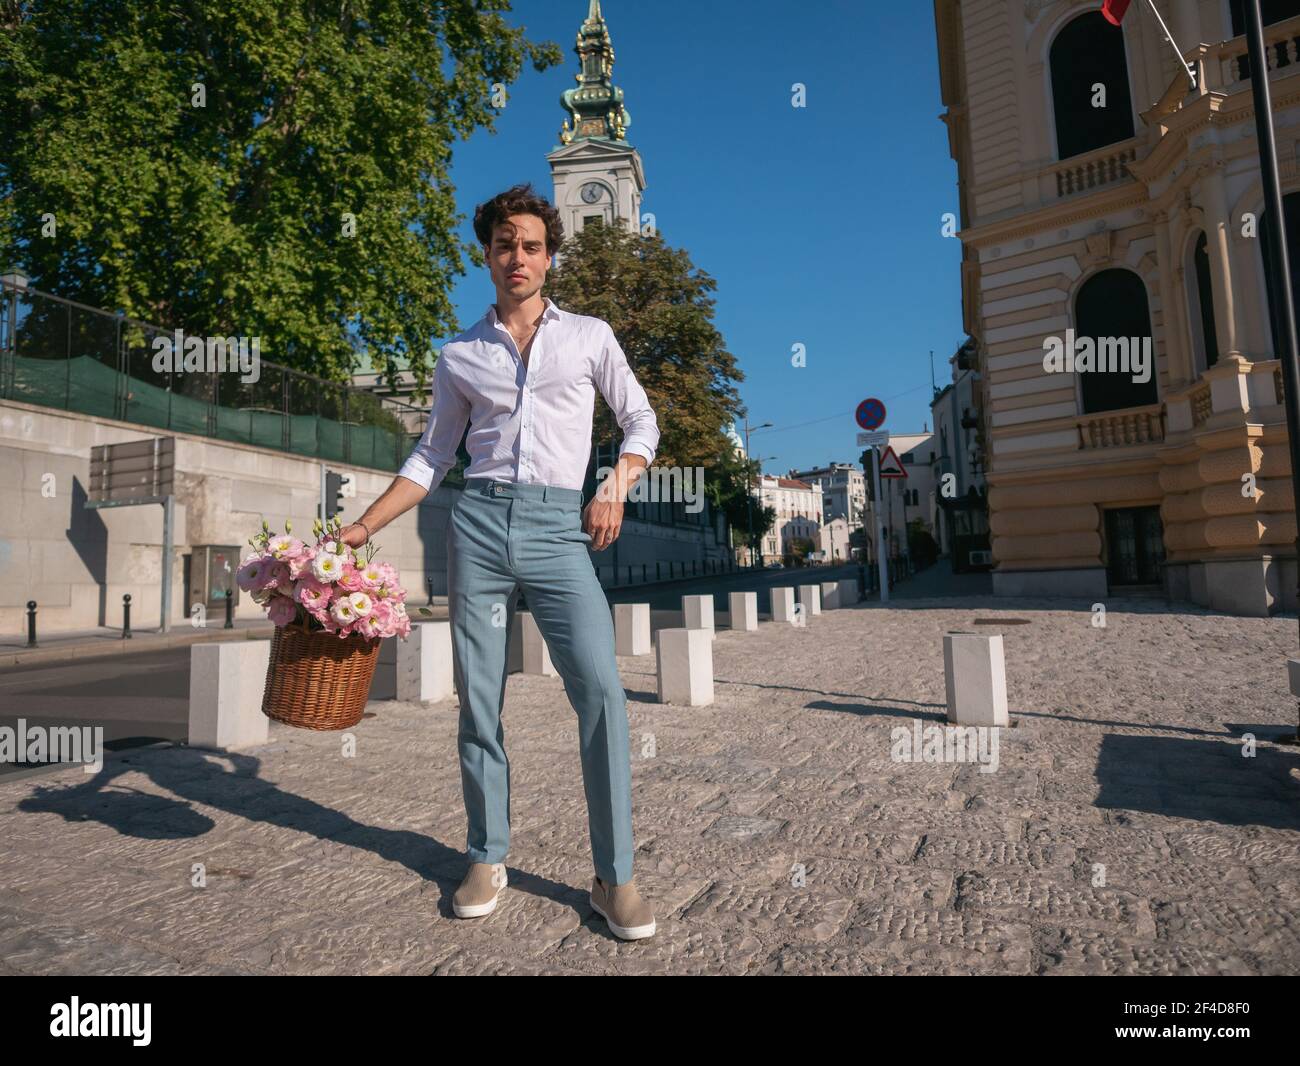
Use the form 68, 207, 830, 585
446, 477, 634, 885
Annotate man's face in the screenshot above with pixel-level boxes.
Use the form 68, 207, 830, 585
486, 214, 551, 302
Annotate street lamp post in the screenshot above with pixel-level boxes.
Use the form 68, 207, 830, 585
743, 419, 772, 566
1244, 0, 1300, 745
748, 455, 779, 567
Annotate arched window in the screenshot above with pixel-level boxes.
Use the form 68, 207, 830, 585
1189, 231, 1220, 373
1049, 12, 1135, 159
1260, 190, 1300, 358
1074, 268, 1159, 413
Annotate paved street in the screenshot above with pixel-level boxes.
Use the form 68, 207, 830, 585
1, 594, 1298, 975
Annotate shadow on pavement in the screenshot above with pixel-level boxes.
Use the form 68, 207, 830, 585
1094, 732, 1300, 831
14, 745, 475, 889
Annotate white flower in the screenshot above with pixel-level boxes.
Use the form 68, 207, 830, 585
348, 592, 373, 618
312, 552, 342, 582
330, 598, 356, 624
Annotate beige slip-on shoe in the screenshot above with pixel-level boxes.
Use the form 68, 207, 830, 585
452, 861, 508, 918
591, 876, 656, 940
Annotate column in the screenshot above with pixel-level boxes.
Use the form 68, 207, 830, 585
1201, 161, 1247, 362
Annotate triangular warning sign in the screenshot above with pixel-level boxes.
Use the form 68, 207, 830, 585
878, 445, 907, 479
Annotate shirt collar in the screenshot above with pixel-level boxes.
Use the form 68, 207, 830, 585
485, 297, 561, 329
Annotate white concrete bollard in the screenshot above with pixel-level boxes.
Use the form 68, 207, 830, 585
189, 640, 271, 751
398, 620, 454, 702
943, 632, 1009, 727
837, 578, 858, 606
681, 594, 716, 640
519, 611, 557, 676
378, 623, 455, 701
655, 628, 714, 706
820, 581, 841, 610
728, 591, 758, 632
797, 584, 822, 615
615, 603, 652, 656
770, 586, 796, 623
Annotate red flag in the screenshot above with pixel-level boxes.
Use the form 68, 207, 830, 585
1101, 0, 1133, 24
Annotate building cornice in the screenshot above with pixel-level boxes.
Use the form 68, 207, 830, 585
960, 182, 1149, 251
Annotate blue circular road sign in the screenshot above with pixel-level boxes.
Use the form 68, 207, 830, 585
856, 397, 886, 431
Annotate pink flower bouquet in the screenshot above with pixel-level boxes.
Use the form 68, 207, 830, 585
238, 515, 414, 640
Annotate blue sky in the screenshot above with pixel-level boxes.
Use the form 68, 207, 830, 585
441, 0, 965, 475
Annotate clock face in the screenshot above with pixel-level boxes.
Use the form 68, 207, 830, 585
580, 182, 604, 204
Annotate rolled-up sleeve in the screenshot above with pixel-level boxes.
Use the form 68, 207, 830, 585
595, 322, 659, 466
397, 351, 470, 492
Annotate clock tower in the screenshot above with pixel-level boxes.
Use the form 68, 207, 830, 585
547, 1, 645, 249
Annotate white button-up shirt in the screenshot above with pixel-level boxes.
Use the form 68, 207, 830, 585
397, 297, 660, 493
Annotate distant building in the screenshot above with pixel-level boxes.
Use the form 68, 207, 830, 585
791, 461, 867, 527
818, 515, 854, 564
930, 337, 990, 570
864, 432, 936, 564
756, 475, 824, 563
725, 421, 746, 458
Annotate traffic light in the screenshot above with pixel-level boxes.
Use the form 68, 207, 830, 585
324, 470, 346, 521
861, 450, 876, 501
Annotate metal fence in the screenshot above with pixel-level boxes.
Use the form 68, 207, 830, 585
0, 279, 429, 473
594, 555, 756, 588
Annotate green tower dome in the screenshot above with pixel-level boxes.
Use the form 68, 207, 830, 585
558, 1, 633, 146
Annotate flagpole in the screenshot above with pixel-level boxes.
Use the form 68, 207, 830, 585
1142, 0, 1197, 89
1242, 0, 1300, 744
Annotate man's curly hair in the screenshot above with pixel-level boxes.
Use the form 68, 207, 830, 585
472, 183, 565, 257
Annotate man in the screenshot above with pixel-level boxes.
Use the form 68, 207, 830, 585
339, 183, 659, 941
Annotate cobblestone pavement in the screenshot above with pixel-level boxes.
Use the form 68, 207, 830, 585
2, 595, 1299, 975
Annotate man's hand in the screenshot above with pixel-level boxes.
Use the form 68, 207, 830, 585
339, 524, 368, 550
583, 453, 647, 551
582, 495, 624, 552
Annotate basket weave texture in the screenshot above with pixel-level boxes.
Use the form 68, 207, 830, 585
261, 622, 381, 730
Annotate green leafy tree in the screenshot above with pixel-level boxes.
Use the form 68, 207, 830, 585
787, 536, 816, 568
907, 519, 939, 569
544, 219, 743, 469
704, 445, 773, 556
0, 0, 561, 387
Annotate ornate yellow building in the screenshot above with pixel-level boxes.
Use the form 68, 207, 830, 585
935, 0, 1300, 614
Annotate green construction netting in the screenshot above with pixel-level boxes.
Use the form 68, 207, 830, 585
7, 354, 404, 470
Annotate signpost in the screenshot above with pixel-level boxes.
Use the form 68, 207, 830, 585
856, 399, 890, 603
86, 437, 176, 633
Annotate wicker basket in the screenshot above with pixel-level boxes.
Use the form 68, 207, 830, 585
262, 622, 382, 730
